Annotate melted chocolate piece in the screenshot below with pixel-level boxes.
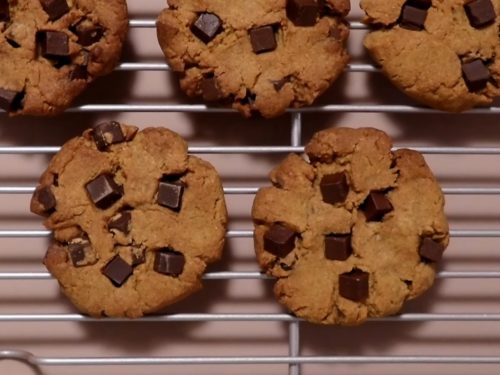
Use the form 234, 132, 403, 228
35, 186, 56, 213
419, 237, 445, 262
0, 88, 23, 112
154, 249, 185, 276
0, 0, 9, 22
37, 30, 70, 59
92, 121, 125, 150
108, 211, 131, 234
286, 0, 320, 27
249, 25, 277, 54
157, 176, 185, 212
201, 77, 223, 101
325, 234, 352, 261
400, 5, 428, 30
263, 223, 297, 258
102, 255, 133, 287
73, 21, 105, 46
339, 269, 369, 302
462, 59, 490, 91
69, 65, 88, 80
85, 174, 123, 209
40, 0, 70, 21
362, 191, 393, 222
320, 172, 349, 205
191, 13, 222, 43
464, 0, 496, 28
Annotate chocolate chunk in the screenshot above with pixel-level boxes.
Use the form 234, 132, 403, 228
362, 191, 393, 222
154, 249, 185, 276
68, 242, 86, 266
339, 269, 369, 302
157, 177, 184, 212
0, 0, 9, 22
464, 0, 496, 28
73, 22, 105, 46
69, 65, 88, 80
249, 25, 277, 54
400, 5, 428, 30
272, 77, 290, 91
419, 237, 445, 262
40, 0, 70, 21
37, 30, 70, 59
462, 59, 490, 91
320, 172, 349, 205
286, 0, 320, 27
201, 77, 223, 101
263, 223, 297, 258
102, 255, 133, 287
191, 13, 222, 43
0, 88, 23, 112
408, 0, 432, 9
85, 174, 123, 209
6, 38, 21, 48
131, 248, 145, 266
92, 121, 125, 150
325, 234, 352, 261
108, 211, 131, 234
35, 186, 56, 213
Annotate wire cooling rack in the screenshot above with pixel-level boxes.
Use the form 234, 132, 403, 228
2, 2, 500, 374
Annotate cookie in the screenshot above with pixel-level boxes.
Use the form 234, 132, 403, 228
156, 0, 350, 118
362, 0, 500, 112
0, 0, 128, 116
31, 123, 228, 318
252, 127, 449, 325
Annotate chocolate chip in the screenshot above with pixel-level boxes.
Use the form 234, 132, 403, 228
72, 21, 104, 46
108, 211, 131, 234
339, 269, 369, 302
154, 249, 185, 276
34, 186, 56, 213
464, 0, 496, 28
69, 65, 88, 80
40, 0, 70, 21
362, 191, 393, 222
263, 223, 297, 258
85, 174, 123, 209
325, 234, 352, 261
286, 0, 320, 27
249, 25, 277, 54
0, 88, 24, 112
419, 237, 445, 262
92, 121, 125, 151
157, 177, 185, 212
201, 77, 223, 101
37, 30, 69, 59
191, 13, 222, 43
320, 172, 349, 205
408, 0, 432, 9
400, 5, 428, 30
462, 59, 490, 91
0, 0, 10, 22
102, 255, 133, 287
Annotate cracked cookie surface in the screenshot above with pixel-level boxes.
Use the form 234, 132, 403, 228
0, 0, 128, 116
156, 0, 350, 118
362, 0, 500, 112
252, 127, 449, 325
31, 123, 228, 317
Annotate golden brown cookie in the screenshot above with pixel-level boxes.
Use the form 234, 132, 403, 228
252, 127, 449, 325
31, 123, 228, 318
156, 0, 350, 118
0, 0, 128, 116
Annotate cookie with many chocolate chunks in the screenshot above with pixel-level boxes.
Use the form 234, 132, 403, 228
362, 0, 500, 112
0, 0, 128, 116
252, 127, 449, 325
31, 123, 228, 317
156, 0, 350, 118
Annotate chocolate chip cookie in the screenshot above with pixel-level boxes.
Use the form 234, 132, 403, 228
31, 123, 228, 318
252, 127, 449, 325
362, 0, 500, 112
0, 0, 128, 116
156, 0, 350, 118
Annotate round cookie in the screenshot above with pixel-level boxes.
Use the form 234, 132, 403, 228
252, 127, 449, 325
0, 0, 128, 116
362, 0, 500, 112
31, 123, 228, 318
156, 0, 350, 118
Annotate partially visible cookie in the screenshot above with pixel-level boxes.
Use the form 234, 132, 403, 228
362, 0, 500, 112
252, 127, 449, 325
156, 0, 350, 118
0, 0, 128, 116
31, 123, 228, 318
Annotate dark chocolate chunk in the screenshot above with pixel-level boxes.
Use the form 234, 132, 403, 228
400, 5, 428, 30
362, 191, 393, 222
272, 77, 290, 91
35, 186, 56, 213
286, 0, 320, 27
408, 0, 432, 9
320, 172, 349, 205
92, 121, 125, 150
157, 177, 184, 212
69, 65, 88, 80
40, 0, 70, 21
191, 13, 222, 43
462, 59, 490, 91
0, 0, 10, 22
6, 37, 21, 48
68, 242, 86, 266
154, 249, 185, 276
464, 0, 496, 28
419, 237, 445, 262
85, 174, 123, 209
73, 21, 105, 46
264, 223, 297, 258
201, 77, 223, 102
325, 234, 352, 261
0, 88, 23, 112
102, 255, 133, 287
108, 211, 131, 234
249, 25, 277, 54
37, 30, 70, 59
339, 269, 369, 302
